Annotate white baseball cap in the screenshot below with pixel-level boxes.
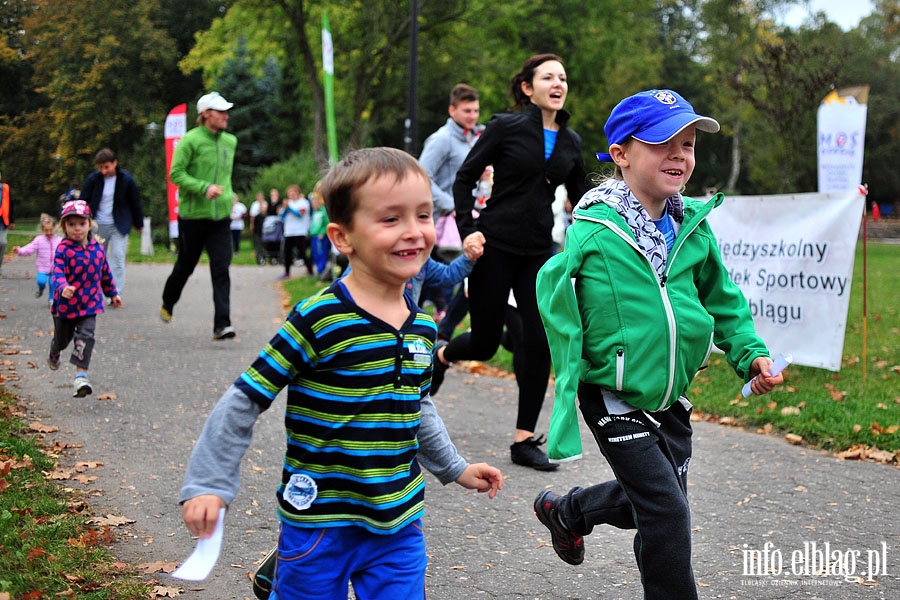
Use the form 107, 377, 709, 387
197, 91, 233, 113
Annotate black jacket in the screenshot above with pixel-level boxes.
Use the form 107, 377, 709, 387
453, 102, 589, 256
81, 167, 144, 236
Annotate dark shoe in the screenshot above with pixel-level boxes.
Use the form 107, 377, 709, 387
534, 489, 584, 565
213, 325, 236, 340
431, 340, 449, 395
35, 287, 44, 298
510, 435, 559, 471
252, 546, 277, 600
47, 352, 60, 371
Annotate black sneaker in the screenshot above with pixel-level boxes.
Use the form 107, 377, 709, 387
510, 435, 559, 471
47, 352, 60, 371
534, 489, 584, 565
252, 546, 277, 600
430, 340, 449, 395
213, 325, 236, 340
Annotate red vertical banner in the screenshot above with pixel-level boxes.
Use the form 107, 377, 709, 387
164, 104, 187, 239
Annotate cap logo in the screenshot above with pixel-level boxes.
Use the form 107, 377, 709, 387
654, 90, 678, 105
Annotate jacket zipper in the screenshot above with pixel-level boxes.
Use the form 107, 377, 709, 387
576, 206, 714, 411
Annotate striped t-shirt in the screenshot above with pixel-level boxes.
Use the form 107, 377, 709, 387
235, 280, 437, 534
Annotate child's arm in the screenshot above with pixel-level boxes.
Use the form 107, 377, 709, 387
417, 394, 503, 498
180, 385, 264, 538
13, 237, 38, 256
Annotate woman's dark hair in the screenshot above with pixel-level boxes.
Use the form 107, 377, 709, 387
509, 53, 564, 111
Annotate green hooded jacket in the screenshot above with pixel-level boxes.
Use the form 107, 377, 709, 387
536, 192, 769, 461
170, 125, 237, 221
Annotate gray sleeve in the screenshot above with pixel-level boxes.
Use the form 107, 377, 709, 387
416, 393, 468, 485
418, 135, 455, 218
179, 385, 264, 505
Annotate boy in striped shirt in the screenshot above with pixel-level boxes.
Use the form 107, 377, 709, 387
180, 147, 503, 599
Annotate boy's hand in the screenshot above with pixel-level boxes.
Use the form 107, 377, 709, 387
110, 295, 123, 308
455, 463, 503, 499
462, 232, 485, 261
182, 494, 227, 539
747, 357, 785, 395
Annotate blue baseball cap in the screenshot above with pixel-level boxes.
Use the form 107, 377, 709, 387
596, 89, 720, 162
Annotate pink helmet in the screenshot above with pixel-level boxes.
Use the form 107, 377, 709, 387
60, 199, 91, 220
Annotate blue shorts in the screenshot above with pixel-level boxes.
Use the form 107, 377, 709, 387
270, 520, 427, 600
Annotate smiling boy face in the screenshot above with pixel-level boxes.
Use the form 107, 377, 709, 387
330, 172, 435, 289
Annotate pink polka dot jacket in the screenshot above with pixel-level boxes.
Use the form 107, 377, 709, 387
51, 238, 118, 318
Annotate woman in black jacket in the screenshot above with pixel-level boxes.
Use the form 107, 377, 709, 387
433, 53, 589, 470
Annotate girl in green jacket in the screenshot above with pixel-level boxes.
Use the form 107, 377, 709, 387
532, 90, 786, 600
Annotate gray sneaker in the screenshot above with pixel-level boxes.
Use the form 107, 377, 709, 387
213, 325, 236, 340
73, 375, 93, 398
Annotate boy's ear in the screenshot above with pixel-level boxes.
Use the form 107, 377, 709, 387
326, 222, 353, 256
609, 144, 629, 169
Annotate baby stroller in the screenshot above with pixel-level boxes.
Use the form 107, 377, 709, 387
256, 215, 284, 265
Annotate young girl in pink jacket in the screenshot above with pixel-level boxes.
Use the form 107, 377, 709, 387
14, 213, 62, 300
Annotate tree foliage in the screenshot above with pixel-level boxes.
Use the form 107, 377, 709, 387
1, 0, 898, 217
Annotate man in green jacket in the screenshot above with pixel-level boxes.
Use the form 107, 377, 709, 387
161, 92, 238, 340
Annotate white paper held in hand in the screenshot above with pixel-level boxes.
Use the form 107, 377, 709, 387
741, 353, 792, 398
172, 507, 225, 581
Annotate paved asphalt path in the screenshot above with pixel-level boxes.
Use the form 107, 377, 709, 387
1, 256, 898, 600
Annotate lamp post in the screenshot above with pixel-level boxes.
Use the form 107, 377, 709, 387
143, 122, 160, 256
54, 153, 62, 189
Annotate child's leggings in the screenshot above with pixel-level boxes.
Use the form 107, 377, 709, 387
51, 315, 96, 370
558, 388, 698, 600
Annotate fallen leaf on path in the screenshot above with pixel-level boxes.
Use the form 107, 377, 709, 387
784, 433, 803, 445
137, 561, 178, 574
90, 514, 135, 527
96, 393, 117, 401
28, 422, 59, 433
151, 585, 182, 598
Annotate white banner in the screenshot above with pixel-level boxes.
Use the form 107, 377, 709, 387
817, 87, 868, 193
706, 191, 865, 371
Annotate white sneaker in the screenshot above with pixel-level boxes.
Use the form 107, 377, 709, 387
73, 376, 93, 398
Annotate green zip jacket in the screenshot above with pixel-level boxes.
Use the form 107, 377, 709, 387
170, 125, 237, 221
536, 192, 769, 461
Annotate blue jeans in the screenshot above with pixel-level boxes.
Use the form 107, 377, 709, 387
97, 223, 129, 295
270, 520, 427, 600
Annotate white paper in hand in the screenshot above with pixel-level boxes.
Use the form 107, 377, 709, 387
172, 508, 225, 581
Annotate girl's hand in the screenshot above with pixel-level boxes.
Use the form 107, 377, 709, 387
110, 295, 123, 308
61, 285, 75, 299
12, 246, 20, 254
462, 232, 486, 261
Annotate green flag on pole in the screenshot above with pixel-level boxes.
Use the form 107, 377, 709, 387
322, 13, 338, 165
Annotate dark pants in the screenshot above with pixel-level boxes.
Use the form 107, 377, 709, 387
51, 315, 96, 370
162, 218, 232, 332
441, 245, 552, 433
231, 229, 242, 253
283, 235, 312, 276
558, 388, 697, 600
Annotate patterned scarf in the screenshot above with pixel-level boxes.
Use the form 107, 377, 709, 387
575, 180, 684, 280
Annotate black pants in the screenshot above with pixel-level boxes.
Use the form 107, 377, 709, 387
558, 388, 697, 600
162, 218, 232, 332
442, 245, 552, 433
283, 235, 312, 276
51, 315, 96, 370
